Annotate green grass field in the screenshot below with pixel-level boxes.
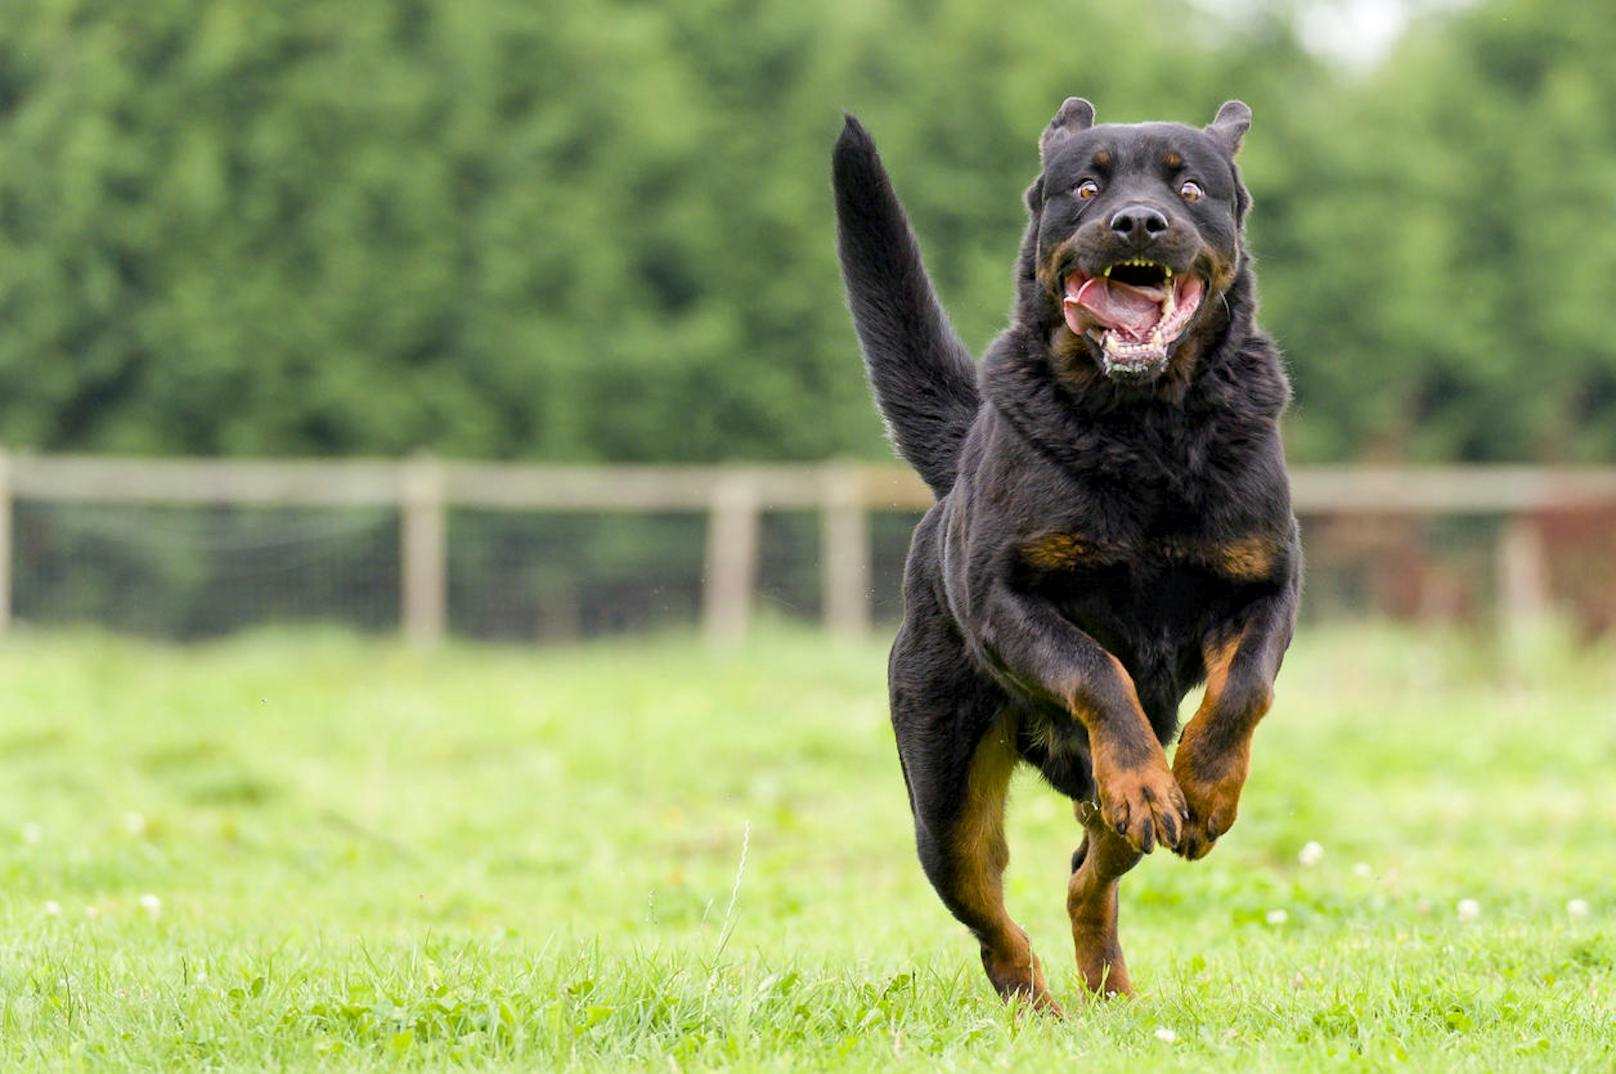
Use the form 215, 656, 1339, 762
1, 625, 1612, 1071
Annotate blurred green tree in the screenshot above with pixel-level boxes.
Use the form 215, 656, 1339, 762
0, 0, 1610, 463
1260, 0, 1616, 461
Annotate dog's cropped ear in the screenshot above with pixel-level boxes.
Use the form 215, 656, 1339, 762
1024, 174, 1044, 212
1039, 96, 1094, 164
1206, 100, 1251, 156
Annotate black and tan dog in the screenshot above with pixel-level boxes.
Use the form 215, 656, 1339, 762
832, 98, 1300, 1010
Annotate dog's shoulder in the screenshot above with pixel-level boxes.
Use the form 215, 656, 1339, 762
946, 324, 1294, 590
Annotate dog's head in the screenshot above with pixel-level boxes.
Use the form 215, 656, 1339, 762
1023, 98, 1253, 385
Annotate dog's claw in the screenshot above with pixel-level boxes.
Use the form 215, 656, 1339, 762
1159, 808, 1180, 850
1170, 757, 1245, 862
1094, 757, 1184, 856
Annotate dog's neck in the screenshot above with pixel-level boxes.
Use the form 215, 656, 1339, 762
982, 265, 1288, 484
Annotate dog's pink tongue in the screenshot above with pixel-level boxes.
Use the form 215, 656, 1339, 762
1064, 277, 1164, 340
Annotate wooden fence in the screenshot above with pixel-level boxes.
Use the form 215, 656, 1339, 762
2, 451, 1615, 644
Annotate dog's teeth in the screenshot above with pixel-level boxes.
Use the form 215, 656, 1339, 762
1103, 265, 1111, 277
1164, 267, 1173, 278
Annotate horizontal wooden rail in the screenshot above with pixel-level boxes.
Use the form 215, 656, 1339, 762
2, 451, 1614, 645
1288, 466, 1616, 514
5, 455, 408, 506
9, 454, 1616, 514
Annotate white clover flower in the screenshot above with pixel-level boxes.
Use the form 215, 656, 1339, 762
1567, 898, 1590, 920
1298, 841, 1324, 867
138, 893, 162, 918
43, 901, 62, 917
1352, 862, 1372, 878
1154, 1027, 1177, 1043
1266, 908, 1289, 926
124, 812, 148, 836
1456, 898, 1481, 921
21, 822, 43, 846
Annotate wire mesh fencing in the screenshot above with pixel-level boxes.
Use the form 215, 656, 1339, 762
1, 453, 1614, 644
11, 502, 399, 637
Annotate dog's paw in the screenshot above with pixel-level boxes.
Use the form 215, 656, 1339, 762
981, 942, 1064, 1017
1171, 756, 1246, 861
1093, 758, 1186, 855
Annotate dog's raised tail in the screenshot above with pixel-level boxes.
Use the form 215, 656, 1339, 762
833, 115, 979, 498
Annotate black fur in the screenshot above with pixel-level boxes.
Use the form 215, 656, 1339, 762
832, 99, 1301, 1002
833, 117, 980, 496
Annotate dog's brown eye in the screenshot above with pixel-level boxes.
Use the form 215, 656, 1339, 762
1075, 180, 1100, 200
1179, 180, 1203, 203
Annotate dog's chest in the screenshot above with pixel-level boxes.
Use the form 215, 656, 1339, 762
1018, 526, 1276, 585
1016, 516, 1276, 653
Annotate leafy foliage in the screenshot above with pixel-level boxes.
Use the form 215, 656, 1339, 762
0, 0, 1609, 462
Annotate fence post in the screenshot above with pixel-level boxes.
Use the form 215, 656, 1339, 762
1496, 515, 1547, 674
0, 450, 10, 635
821, 461, 870, 639
703, 472, 760, 646
400, 455, 447, 646
1496, 516, 1548, 622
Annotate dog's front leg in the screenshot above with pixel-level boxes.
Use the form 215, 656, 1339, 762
974, 583, 1185, 854
1172, 585, 1298, 860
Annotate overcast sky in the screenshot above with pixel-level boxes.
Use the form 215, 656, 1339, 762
1190, 0, 1477, 68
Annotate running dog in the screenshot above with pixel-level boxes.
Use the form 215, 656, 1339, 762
831, 98, 1300, 1010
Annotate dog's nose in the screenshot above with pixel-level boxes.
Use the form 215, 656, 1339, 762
1109, 205, 1170, 243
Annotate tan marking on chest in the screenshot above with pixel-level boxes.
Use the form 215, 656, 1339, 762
1022, 532, 1275, 580
1156, 535, 1277, 581
1211, 536, 1276, 581
1022, 534, 1090, 569
1022, 533, 1126, 570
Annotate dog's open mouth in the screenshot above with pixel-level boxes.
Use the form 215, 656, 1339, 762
1062, 259, 1206, 375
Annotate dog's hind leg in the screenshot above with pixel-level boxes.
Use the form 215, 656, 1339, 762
892, 628, 1056, 1009
907, 717, 1058, 1012
1066, 802, 1143, 996
891, 522, 1057, 1011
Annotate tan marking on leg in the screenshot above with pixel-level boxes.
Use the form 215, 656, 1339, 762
1172, 631, 1273, 859
1201, 633, 1240, 705
1076, 655, 1186, 855
954, 727, 1059, 1012
1067, 807, 1143, 996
